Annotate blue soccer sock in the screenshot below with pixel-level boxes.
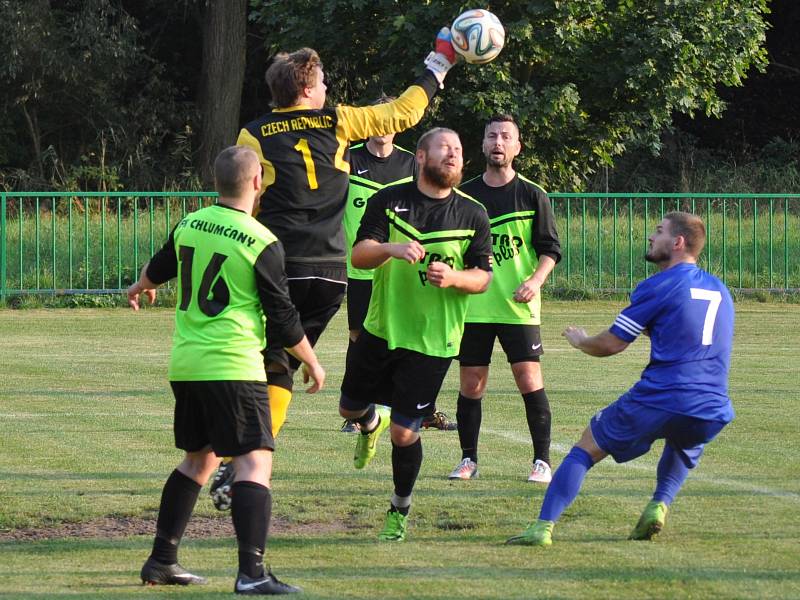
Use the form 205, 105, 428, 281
539, 446, 595, 522
652, 443, 690, 505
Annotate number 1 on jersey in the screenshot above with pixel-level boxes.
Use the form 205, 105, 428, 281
294, 138, 318, 190
690, 288, 722, 345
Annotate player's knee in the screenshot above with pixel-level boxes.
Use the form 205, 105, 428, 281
180, 451, 218, 484
459, 370, 487, 397
512, 361, 543, 392
390, 425, 419, 447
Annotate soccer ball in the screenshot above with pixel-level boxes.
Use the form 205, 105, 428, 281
450, 9, 505, 65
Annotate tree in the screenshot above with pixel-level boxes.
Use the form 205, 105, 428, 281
196, 0, 247, 185
250, 0, 769, 190
0, 0, 198, 191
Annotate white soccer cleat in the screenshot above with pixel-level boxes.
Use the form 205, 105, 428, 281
527, 459, 552, 483
448, 458, 479, 480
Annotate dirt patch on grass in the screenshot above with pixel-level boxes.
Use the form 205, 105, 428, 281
0, 515, 360, 542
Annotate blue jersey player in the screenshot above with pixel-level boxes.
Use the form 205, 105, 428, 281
507, 211, 735, 546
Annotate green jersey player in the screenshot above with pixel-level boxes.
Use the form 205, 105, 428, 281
448, 115, 561, 484
338, 128, 493, 542
128, 146, 324, 595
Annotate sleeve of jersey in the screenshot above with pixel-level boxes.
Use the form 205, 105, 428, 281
355, 192, 390, 244
610, 282, 659, 342
237, 128, 273, 201
254, 242, 305, 348
532, 194, 562, 263
335, 71, 439, 142
145, 229, 178, 285
464, 210, 493, 271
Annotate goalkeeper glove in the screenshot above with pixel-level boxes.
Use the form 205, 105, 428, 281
424, 27, 459, 85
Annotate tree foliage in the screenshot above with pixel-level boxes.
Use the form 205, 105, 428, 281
252, 0, 769, 189
0, 0, 776, 191
0, 0, 198, 190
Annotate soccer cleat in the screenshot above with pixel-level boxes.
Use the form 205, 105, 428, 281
140, 557, 207, 585
340, 419, 360, 433
527, 459, 552, 483
353, 406, 390, 469
421, 410, 458, 430
377, 509, 408, 542
448, 458, 479, 480
210, 460, 236, 511
234, 570, 301, 595
629, 500, 668, 541
505, 519, 554, 547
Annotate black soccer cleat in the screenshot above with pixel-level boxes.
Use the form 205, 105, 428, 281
210, 460, 236, 511
140, 557, 207, 586
421, 411, 458, 431
340, 419, 360, 433
235, 570, 302, 595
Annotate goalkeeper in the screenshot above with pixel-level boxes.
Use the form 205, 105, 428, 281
210, 27, 461, 509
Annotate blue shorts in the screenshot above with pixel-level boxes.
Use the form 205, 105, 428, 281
589, 393, 728, 468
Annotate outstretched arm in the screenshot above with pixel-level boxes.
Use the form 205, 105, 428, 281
562, 327, 629, 357
337, 28, 458, 141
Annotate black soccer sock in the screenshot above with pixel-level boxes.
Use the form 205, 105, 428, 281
150, 469, 201, 565
354, 403, 377, 432
231, 481, 271, 579
390, 501, 411, 516
456, 393, 482, 462
523, 389, 552, 465
392, 437, 423, 503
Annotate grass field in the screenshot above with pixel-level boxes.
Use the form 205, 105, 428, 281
1, 301, 799, 599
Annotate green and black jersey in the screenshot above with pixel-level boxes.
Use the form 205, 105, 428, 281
145, 204, 304, 381
345, 143, 416, 280
460, 174, 561, 325
237, 71, 439, 272
356, 182, 492, 357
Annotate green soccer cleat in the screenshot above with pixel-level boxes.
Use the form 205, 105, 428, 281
505, 519, 554, 547
353, 407, 390, 469
378, 510, 408, 542
629, 500, 668, 540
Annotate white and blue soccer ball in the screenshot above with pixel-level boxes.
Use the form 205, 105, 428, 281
450, 9, 505, 65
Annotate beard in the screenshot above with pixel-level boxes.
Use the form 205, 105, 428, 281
422, 160, 463, 189
645, 246, 670, 264
486, 152, 513, 168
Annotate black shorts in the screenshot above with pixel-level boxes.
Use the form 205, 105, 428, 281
171, 380, 274, 456
265, 262, 346, 372
458, 322, 543, 366
340, 330, 452, 420
346, 278, 373, 331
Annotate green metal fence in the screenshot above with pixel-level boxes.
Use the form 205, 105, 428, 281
1, 191, 799, 298
0, 192, 217, 298
548, 193, 800, 293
